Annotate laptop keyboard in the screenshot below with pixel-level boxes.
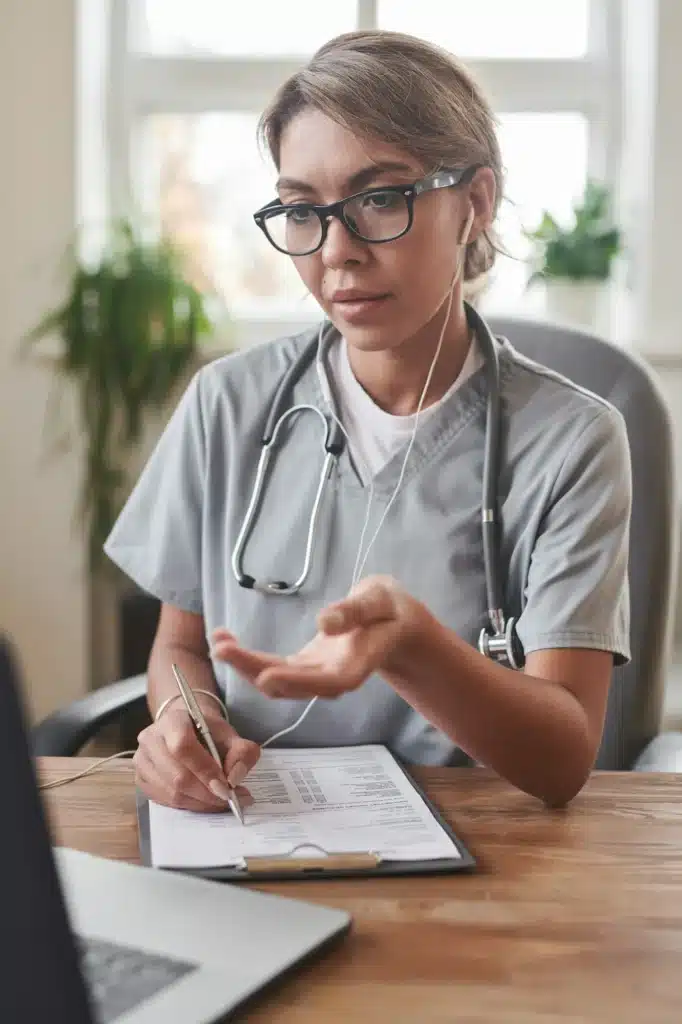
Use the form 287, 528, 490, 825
77, 935, 198, 1023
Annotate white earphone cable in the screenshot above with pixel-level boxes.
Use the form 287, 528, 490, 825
261, 208, 474, 749
352, 207, 474, 582
262, 358, 378, 749
37, 750, 136, 790
352, 278, 457, 583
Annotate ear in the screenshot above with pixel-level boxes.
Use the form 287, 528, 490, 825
465, 166, 497, 245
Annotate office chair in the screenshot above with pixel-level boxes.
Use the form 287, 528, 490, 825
32, 316, 682, 770
489, 315, 682, 770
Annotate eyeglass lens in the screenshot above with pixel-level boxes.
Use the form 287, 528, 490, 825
263, 189, 410, 254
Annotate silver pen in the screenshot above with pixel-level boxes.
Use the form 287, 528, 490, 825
171, 663, 244, 825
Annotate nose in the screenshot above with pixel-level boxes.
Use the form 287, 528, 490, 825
320, 214, 370, 269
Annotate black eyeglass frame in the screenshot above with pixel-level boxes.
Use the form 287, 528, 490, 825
253, 165, 481, 256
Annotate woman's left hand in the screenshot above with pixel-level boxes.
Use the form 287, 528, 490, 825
211, 575, 430, 699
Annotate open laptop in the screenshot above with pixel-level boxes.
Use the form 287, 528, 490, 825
0, 670, 350, 1023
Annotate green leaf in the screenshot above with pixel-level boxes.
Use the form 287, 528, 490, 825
20, 217, 221, 570
524, 179, 623, 284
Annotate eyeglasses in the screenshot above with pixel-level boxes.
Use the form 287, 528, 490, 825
253, 166, 479, 257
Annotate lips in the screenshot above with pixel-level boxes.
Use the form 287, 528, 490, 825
330, 293, 392, 324
327, 290, 393, 324
330, 291, 390, 303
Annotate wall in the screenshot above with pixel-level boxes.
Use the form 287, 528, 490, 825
622, 1, 682, 645
0, 0, 88, 721
628, 1, 682, 358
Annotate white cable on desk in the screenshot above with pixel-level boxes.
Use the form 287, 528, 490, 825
37, 750, 136, 790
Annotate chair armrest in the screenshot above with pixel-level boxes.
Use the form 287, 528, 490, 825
631, 731, 682, 772
31, 675, 148, 757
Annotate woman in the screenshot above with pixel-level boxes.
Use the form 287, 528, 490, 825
105, 30, 630, 812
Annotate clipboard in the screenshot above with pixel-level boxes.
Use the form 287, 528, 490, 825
136, 751, 476, 882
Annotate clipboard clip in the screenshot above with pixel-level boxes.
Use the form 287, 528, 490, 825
242, 842, 382, 875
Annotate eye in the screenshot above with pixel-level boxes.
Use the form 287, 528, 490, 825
284, 205, 315, 224
361, 191, 403, 211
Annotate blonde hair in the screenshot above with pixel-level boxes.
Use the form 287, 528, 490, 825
259, 30, 503, 284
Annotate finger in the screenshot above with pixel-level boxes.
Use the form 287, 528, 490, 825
211, 641, 282, 680
222, 736, 261, 788
147, 732, 229, 809
317, 581, 396, 635
134, 749, 227, 813
256, 665, 359, 699
156, 719, 236, 804
210, 627, 236, 646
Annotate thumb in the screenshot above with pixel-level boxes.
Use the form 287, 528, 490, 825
211, 719, 261, 788
317, 577, 398, 634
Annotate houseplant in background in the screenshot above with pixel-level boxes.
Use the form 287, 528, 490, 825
22, 219, 215, 572
524, 180, 623, 334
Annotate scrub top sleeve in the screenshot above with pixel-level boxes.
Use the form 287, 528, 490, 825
515, 406, 632, 666
103, 369, 210, 614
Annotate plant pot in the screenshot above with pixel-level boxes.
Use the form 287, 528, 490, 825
543, 279, 610, 335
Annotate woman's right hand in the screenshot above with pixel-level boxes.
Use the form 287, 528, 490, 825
134, 705, 261, 812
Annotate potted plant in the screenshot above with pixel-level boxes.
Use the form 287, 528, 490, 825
524, 180, 623, 332
22, 219, 216, 571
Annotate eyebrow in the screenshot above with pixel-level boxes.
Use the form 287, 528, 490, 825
275, 161, 416, 197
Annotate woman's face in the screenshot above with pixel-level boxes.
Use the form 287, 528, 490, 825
275, 108, 494, 353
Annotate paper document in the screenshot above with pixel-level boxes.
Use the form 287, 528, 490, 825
147, 744, 460, 869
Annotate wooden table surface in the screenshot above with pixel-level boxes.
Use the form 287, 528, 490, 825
39, 759, 682, 1023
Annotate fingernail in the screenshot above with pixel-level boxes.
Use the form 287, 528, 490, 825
228, 762, 247, 788
209, 778, 232, 801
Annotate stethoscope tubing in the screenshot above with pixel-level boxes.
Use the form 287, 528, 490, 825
230, 302, 522, 665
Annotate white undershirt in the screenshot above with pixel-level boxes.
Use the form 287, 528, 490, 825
324, 333, 484, 484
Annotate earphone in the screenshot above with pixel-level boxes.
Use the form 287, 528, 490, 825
460, 204, 475, 247
350, 204, 474, 581
262, 206, 475, 749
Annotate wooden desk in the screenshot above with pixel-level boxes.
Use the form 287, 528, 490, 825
39, 759, 682, 1023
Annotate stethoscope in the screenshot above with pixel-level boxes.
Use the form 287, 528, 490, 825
231, 301, 525, 669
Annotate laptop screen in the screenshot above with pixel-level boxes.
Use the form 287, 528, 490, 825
0, 648, 95, 1024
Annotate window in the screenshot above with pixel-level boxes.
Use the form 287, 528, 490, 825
377, 0, 590, 59
110, 0, 621, 342
137, 0, 357, 57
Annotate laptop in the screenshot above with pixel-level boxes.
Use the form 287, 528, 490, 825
0, 671, 351, 1023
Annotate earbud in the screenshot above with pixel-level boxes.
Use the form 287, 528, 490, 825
459, 206, 475, 247
450, 207, 475, 289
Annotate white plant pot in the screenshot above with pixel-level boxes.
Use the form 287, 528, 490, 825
543, 279, 610, 335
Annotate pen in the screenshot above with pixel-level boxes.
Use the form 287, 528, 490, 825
171, 662, 245, 825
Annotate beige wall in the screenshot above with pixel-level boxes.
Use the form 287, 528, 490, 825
0, 0, 88, 721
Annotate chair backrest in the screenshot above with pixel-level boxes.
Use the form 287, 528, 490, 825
487, 315, 679, 769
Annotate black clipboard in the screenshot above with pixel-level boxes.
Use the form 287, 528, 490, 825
136, 747, 476, 882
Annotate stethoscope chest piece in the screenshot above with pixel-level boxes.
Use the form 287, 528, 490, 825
478, 615, 524, 669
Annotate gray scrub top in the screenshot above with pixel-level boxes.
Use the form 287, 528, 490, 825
104, 323, 631, 766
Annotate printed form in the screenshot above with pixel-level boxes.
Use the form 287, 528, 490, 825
147, 744, 461, 868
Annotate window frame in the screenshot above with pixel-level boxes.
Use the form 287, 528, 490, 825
108, 0, 623, 348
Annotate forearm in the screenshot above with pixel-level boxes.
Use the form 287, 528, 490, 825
385, 615, 594, 806
147, 641, 222, 721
